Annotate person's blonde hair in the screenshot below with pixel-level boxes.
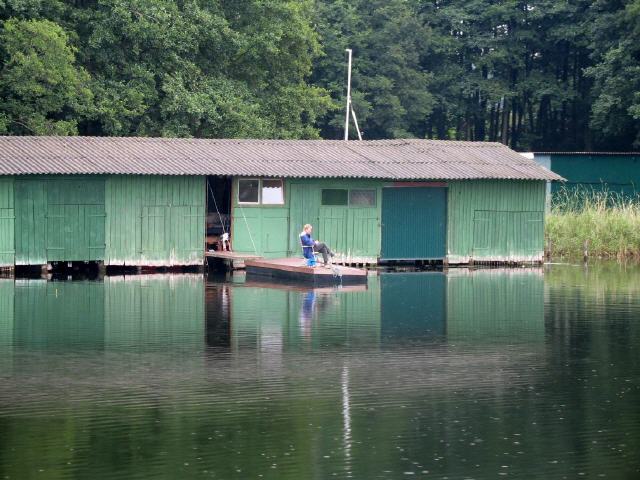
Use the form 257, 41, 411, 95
303, 224, 312, 230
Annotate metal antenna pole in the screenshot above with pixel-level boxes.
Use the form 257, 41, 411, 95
344, 48, 352, 141
351, 107, 363, 141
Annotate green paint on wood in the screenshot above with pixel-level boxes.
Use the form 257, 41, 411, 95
233, 178, 381, 261
9, 175, 204, 266
447, 180, 545, 263
0, 178, 15, 266
105, 176, 205, 266
549, 154, 640, 197
288, 183, 320, 256
15, 179, 46, 265
14, 177, 106, 264
233, 207, 289, 258
381, 187, 447, 260
288, 179, 381, 261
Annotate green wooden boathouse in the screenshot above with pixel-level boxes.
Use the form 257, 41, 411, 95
0, 136, 560, 268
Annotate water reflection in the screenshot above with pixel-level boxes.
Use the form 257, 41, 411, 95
0, 266, 638, 479
381, 272, 447, 340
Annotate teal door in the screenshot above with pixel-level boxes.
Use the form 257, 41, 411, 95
381, 187, 447, 260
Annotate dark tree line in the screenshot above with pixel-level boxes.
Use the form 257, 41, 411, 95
1, 0, 639, 151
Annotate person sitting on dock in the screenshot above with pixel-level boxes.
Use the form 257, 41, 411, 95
300, 224, 335, 267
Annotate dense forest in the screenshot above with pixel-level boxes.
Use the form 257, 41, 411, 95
0, 0, 638, 151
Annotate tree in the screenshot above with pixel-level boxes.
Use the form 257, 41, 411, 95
72, 0, 331, 138
586, 0, 640, 149
313, 0, 435, 139
0, 18, 92, 135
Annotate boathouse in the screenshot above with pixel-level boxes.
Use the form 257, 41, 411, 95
0, 136, 560, 268
531, 151, 640, 199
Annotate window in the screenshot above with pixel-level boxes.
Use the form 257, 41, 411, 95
321, 188, 376, 207
350, 189, 376, 206
238, 179, 259, 204
238, 178, 285, 205
261, 179, 284, 205
322, 189, 348, 206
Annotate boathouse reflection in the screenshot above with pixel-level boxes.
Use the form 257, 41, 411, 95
0, 269, 547, 356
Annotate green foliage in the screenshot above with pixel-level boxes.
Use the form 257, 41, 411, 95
586, 0, 640, 148
0, 18, 91, 134
313, 0, 434, 139
0, 0, 638, 147
0, 0, 331, 138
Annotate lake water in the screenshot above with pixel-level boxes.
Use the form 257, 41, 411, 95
0, 264, 638, 479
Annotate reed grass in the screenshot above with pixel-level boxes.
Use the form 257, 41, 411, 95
545, 188, 640, 259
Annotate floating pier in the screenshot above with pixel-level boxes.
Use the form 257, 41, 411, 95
206, 251, 263, 270
245, 258, 368, 286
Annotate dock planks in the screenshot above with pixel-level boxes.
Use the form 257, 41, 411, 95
245, 258, 367, 286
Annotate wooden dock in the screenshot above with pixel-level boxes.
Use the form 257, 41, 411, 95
243, 278, 368, 293
205, 251, 263, 269
245, 258, 367, 286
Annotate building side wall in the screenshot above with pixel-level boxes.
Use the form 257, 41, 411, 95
14, 176, 105, 265
549, 154, 640, 197
1, 175, 206, 267
105, 176, 205, 266
231, 178, 382, 262
447, 180, 546, 263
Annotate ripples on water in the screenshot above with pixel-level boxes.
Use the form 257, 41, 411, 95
0, 265, 638, 479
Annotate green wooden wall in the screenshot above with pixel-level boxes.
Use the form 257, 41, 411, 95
13, 177, 106, 264
0, 175, 206, 266
447, 180, 546, 263
549, 154, 640, 198
231, 178, 546, 263
1, 175, 548, 266
105, 176, 205, 266
232, 178, 382, 262
0, 178, 15, 266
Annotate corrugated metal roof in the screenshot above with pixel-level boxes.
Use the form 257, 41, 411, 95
0, 136, 562, 180
533, 151, 640, 156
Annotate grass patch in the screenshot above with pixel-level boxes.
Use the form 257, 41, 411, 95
546, 188, 640, 259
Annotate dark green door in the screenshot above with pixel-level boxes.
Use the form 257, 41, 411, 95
381, 187, 447, 260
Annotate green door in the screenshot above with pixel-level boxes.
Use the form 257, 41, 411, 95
288, 184, 320, 256
0, 178, 15, 267
15, 180, 46, 265
0, 208, 15, 266
46, 205, 106, 261
381, 187, 447, 260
